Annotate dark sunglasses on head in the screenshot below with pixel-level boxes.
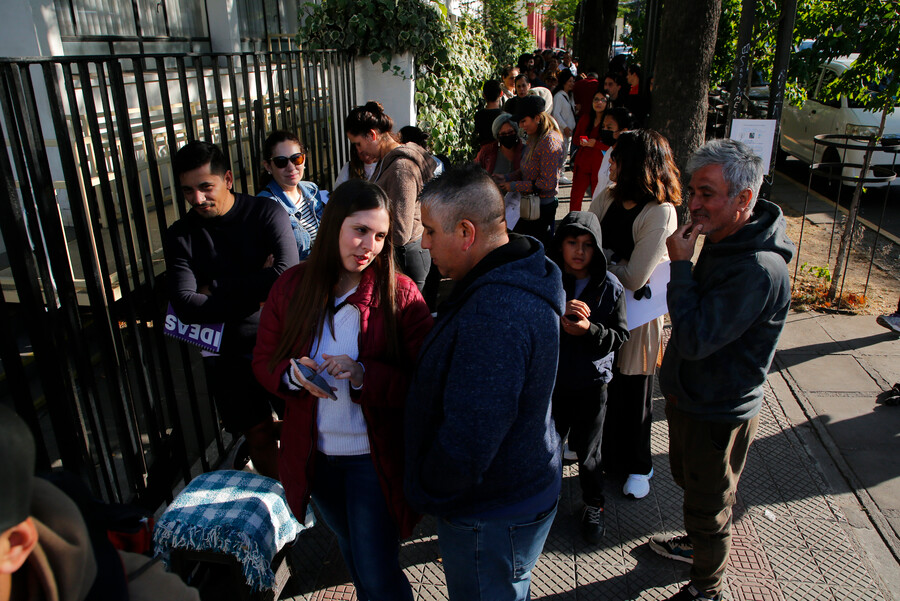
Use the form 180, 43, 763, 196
271, 153, 305, 168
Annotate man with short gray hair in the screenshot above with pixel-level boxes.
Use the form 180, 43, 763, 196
649, 139, 795, 601
405, 163, 564, 600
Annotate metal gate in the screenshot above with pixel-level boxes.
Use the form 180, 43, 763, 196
0, 50, 356, 509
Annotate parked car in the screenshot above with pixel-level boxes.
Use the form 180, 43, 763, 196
780, 54, 900, 188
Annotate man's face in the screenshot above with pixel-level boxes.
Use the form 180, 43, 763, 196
687, 164, 750, 243
0, 518, 39, 601
604, 77, 619, 98
421, 206, 468, 281
179, 163, 234, 218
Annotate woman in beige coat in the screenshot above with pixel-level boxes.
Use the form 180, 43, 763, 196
589, 129, 681, 500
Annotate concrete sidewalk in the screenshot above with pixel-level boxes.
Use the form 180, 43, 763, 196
285, 314, 899, 601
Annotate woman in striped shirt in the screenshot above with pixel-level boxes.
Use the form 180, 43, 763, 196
258, 130, 325, 260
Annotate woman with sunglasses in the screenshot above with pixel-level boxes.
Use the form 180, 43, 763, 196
258, 130, 325, 260
253, 180, 433, 600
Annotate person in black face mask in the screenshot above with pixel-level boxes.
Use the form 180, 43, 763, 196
590, 107, 632, 202
474, 112, 523, 178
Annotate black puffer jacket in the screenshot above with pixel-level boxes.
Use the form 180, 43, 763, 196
549, 211, 630, 388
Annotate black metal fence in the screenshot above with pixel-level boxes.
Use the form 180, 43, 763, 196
0, 49, 356, 509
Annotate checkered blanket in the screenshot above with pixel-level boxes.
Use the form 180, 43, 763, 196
153, 470, 305, 591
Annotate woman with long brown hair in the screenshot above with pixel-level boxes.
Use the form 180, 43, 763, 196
496, 95, 565, 247
589, 129, 681, 501
253, 179, 433, 601
344, 101, 437, 291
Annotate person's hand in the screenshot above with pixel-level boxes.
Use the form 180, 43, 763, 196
492, 173, 506, 184
666, 223, 703, 262
561, 299, 591, 335
197, 284, 212, 296
319, 353, 364, 389
575, 104, 581, 114
262, 254, 274, 269
584, 138, 597, 148
495, 179, 510, 193
291, 357, 336, 399
563, 127, 572, 137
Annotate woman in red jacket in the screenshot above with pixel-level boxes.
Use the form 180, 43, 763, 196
570, 92, 611, 211
253, 179, 433, 601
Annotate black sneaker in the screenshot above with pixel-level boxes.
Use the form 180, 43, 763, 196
581, 505, 605, 544
649, 533, 693, 564
664, 583, 721, 601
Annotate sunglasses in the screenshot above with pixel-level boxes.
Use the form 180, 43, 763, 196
271, 153, 305, 168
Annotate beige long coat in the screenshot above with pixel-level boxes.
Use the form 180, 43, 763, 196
589, 188, 678, 375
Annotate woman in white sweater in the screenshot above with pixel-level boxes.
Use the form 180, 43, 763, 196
589, 129, 681, 500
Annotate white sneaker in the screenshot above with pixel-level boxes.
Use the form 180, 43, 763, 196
559, 175, 572, 185
623, 468, 654, 499
563, 442, 578, 461
876, 313, 900, 334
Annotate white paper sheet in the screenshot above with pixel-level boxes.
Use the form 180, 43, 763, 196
624, 260, 671, 330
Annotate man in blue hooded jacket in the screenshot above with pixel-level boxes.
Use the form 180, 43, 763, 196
405, 164, 564, 601
650, 139, 795, 601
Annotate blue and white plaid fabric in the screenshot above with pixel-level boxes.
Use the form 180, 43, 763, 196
153, 470, 305, 591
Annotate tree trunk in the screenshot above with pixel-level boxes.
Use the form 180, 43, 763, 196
649, 0, 723, 201
574, 0, 619, 75
827, 107, 888, 303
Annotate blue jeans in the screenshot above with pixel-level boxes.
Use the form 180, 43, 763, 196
436, 500, 558, 601
310, 452, 413, 601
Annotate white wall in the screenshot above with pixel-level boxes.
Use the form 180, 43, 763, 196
353, 52, 416, 130
0, 0, 63, 58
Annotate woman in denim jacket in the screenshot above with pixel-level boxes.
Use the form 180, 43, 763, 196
258, 130, 325, 260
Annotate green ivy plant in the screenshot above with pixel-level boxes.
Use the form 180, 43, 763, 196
481, 0, 533, 74
298, 0, 494, 163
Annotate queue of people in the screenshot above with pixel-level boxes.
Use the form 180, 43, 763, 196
0, 43, 796, 601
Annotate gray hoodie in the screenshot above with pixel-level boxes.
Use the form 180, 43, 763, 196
659, 199, 795, 422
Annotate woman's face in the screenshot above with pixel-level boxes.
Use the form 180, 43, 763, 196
592, 93, 608, 114
504, 69, 519, 90
498, 123, 517, 138
519, 115, 539, 136
266, 140, 305, 191
564, 78, 575, 93
515, 78, 531, 97
609, 154, 618, 182
338, 208, 390, 275
347, 130, 382, 160
602, 115, 623, 139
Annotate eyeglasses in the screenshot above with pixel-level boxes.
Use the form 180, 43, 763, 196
271, 153, 305, 168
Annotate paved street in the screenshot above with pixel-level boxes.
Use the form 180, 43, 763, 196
284, 174, 900, 601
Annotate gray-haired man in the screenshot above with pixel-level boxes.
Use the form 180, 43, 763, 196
650, 139, 795, 601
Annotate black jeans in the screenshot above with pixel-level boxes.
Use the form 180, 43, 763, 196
513, 197, 558, 249
553, 382, 608, 507
602, 368, 654, 476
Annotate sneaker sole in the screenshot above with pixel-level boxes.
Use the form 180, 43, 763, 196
648, 540, 694, 564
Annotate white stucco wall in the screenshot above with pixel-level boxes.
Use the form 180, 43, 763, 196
353, 52, 416, 130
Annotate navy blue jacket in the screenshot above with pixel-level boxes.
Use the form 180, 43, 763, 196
549, 212, 629, 389
405, 234, 564, 517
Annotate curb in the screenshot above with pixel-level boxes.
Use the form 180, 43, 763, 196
772, 353, 900, 565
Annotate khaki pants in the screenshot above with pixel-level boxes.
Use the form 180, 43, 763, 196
666, 402, 759, 596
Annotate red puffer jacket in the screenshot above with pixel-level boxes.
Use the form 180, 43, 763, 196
252, 264, 433, 538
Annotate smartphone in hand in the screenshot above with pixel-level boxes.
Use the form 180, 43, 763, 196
291, 358, 338, 400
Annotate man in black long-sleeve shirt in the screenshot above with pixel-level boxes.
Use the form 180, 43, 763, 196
164, 141, 299, 478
